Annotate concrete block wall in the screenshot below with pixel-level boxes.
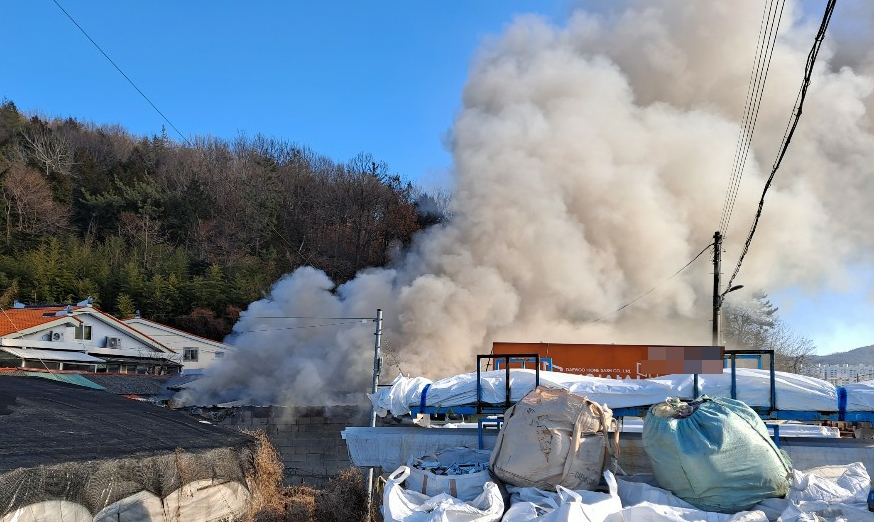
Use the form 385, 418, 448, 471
226, 405, 369, 486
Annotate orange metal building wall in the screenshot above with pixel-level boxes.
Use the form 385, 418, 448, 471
491, 342, 723, 379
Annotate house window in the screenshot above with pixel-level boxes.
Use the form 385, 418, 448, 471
214, 351, 224, 359
74, 324, 92, 340
183, 347, 199, 362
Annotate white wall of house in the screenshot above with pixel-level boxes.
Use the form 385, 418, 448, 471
123, 319, 233, 374
30, 322, 152, 351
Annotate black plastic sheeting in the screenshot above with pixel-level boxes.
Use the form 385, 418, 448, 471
0, 375, 254, 473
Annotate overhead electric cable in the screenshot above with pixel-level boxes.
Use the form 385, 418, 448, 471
238, 316, 377, 321
724, 0, 837, 292
721, 0, 785, 235
719, 0, 785, 235
51, 0, 190, 145
720, 0, 782, 234
592, 241, 713, 323
232, 320, 372, 334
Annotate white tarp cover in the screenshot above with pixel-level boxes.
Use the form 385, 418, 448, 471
370, 369, 856, 418
845, 380, 874, 411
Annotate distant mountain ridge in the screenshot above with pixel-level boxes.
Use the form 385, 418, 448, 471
808, 345, 874, 366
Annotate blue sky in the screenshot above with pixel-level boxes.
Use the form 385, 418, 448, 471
3, 1, 873, 355
2, 1, 569, 189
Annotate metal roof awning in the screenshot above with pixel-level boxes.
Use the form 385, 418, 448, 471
24, 372, 105, 390
0, 347, 106, 363
92, 356, 182, 367
88, 347, 177, 359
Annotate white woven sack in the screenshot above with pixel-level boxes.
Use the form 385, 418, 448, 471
489, 386, 617, 491
502, 471, 623, 522
404, 447, 492, 502
382, 466, 504, 522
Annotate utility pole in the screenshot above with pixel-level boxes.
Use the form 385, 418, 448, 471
369, 309, 383, 426
366, 309, 383, 519
712, 231, 722, 347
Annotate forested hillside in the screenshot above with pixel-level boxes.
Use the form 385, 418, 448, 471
0, 100, 444, 339
808, 346, 874, 366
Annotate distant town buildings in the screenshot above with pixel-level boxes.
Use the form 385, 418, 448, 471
802, 363, 874, 386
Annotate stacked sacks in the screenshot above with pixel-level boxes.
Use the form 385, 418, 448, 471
642, 396, 792, 513
490, 386, 618, 491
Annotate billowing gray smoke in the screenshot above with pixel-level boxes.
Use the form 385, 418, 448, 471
178, 1, 874, 407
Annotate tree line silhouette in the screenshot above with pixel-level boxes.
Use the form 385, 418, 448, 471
0, 99, 446, 339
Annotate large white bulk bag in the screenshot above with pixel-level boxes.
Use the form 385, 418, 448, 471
502, 471, 623, 522
0, 501, 92, 522
405, 447, 492, 502
382, 466, 504, 522
642, 397, 791, 513
489, 386, 617, 491
93, 490, 164, 522
162, 479, 249, 522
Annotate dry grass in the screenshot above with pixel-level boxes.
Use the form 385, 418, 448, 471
240, 431, 369, 522
243, 430, 286, 518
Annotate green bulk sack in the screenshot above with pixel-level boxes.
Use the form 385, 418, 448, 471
642, 396, 791, 513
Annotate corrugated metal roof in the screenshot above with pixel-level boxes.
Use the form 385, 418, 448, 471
24, 372, 105, 390
0, 347, 105, 363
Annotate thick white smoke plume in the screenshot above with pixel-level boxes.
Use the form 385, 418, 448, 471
179, 1, 874, 407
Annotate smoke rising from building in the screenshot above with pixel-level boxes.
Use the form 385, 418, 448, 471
178, 1, 874, 407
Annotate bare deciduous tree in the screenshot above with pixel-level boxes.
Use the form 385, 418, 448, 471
20, 124, 73, 177
767, 320, 817, 374
0, 164, 70, 240
723, 291, 817, 374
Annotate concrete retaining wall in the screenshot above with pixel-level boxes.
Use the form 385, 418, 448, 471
225, 405, 369, 486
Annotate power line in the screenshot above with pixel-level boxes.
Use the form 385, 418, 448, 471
719, 0, 785, 235
724, 0, 837, 293
720, 0, 783, 234
238, 316, 377, 321
592, 241, 714, 323
231, 320, 371, 334
51, 0, 190, 145
721, 0, 785, 235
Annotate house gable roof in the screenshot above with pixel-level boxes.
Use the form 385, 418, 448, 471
0, 307, 81, 337
1, 305, 173, 354
123, 318, 234, 351
68, 307, 174, 354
